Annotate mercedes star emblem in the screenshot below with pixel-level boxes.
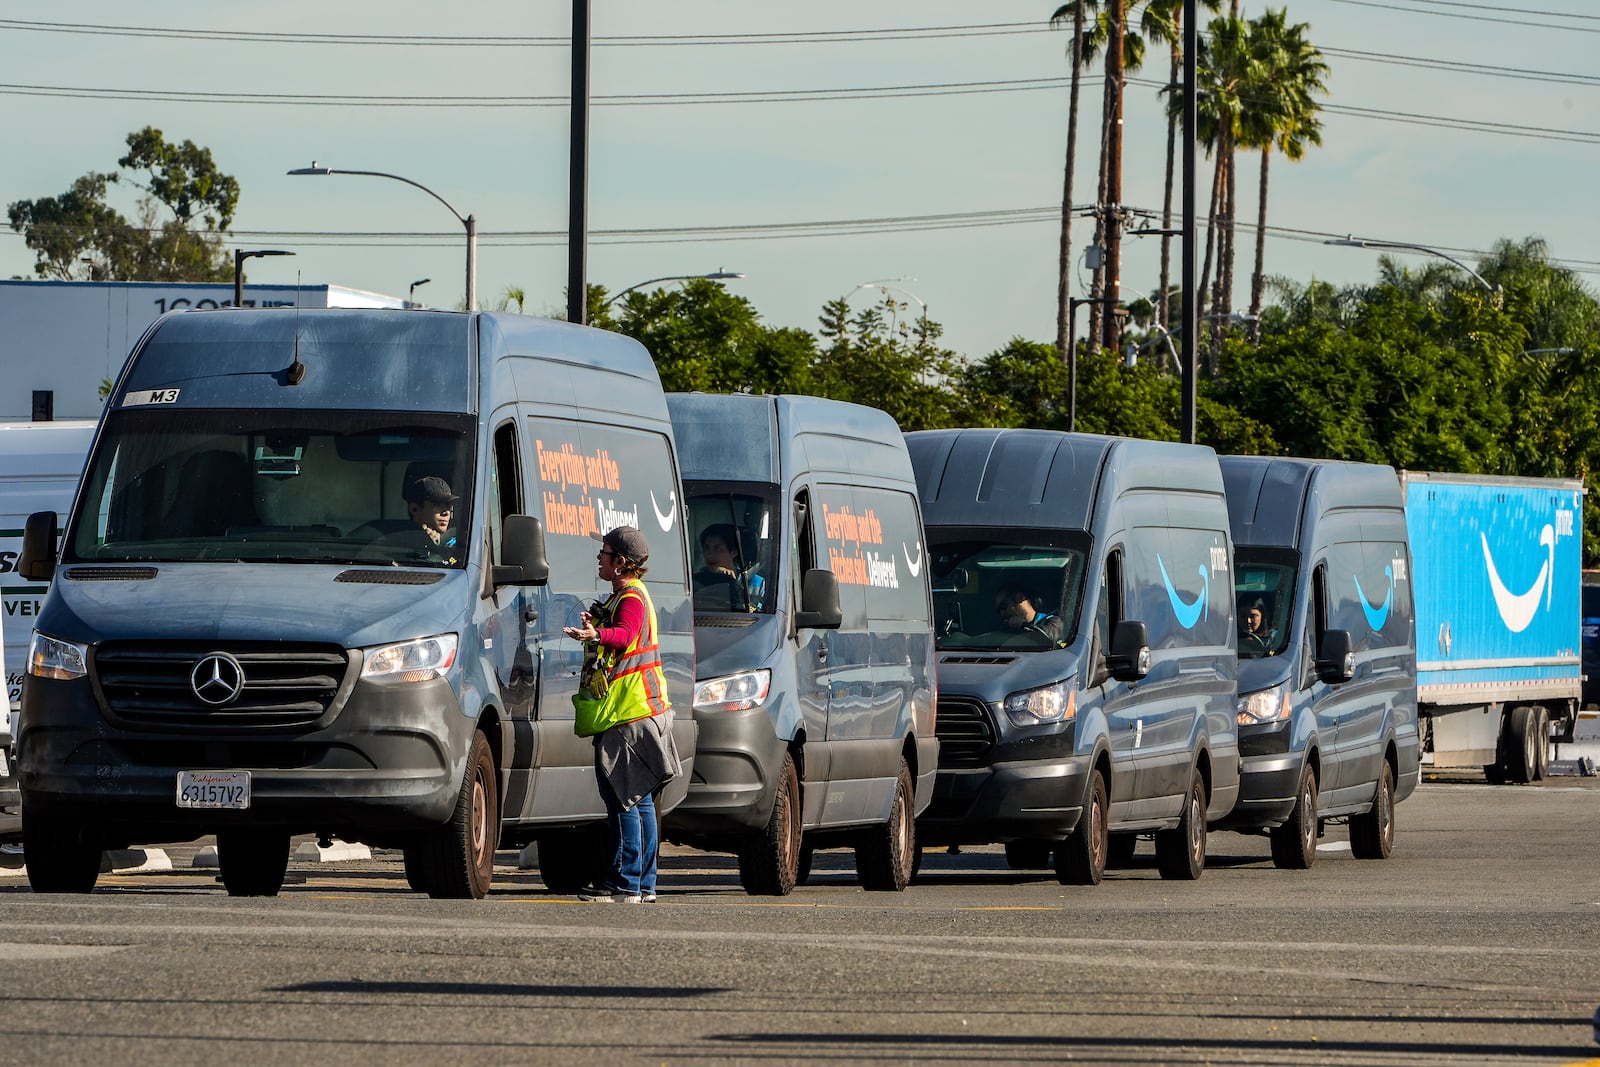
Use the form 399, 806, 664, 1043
191, 652, 245, 706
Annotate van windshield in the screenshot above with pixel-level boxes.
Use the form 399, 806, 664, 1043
685, 484, 779, 614
66, 408, 475, 568
927, 530, 1088, 652
1235, 549, 1297, 659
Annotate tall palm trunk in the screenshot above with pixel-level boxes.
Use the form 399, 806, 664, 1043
1214, 124, 1237, 353
1088, 62, 1115, 354
1248, 147, 1270, 342
1099, 0, 1126, 353
1055, 7, 1087, 360
1198, 141, 1226, 375
1158, 42, 1179, 340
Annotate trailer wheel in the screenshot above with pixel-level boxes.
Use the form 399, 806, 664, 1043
1533, 707, 1550, 781
1506, 705, 1538, 784
1269, 764, 1318, 870
1350, 761, 1395, 859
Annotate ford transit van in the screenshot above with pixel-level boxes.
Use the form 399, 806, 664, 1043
1216, 456, 1419, 867
663, 393, 937, 893
16, 308, 695, 897
906, 429, 1239, 883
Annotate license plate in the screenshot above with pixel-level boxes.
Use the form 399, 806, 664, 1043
176, 770, 251, 809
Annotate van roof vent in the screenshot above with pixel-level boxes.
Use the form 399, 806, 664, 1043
64, 566, 159, 581
334, 569, 446, 586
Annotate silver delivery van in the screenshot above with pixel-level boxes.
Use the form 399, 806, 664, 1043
1217, 456, 1419, 866
16, 307, 695, 897
663, 393, 937, 894
906, 428, 1240, 883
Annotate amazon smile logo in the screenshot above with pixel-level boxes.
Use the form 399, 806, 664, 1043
1156, 553, 1208, 630
1353, 566, 1394, 631
1482, 525, 1554, 634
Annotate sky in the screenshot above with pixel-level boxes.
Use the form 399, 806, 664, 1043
1, 0, 1596, 362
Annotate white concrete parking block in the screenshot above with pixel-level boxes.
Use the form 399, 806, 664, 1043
102, 849, 173, 873
293, 840, 372, 863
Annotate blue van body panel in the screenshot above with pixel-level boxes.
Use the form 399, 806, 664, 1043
664, 392, 937, 849
19, 308, 696, 855
1220, 456, 1420, 829
909, 428, 1239, 848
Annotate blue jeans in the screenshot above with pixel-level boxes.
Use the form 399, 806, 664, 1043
600, 780, 658, 896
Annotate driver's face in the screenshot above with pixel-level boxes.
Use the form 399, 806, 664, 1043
997, 596, 1031, 628
1244, 608, 1264, 633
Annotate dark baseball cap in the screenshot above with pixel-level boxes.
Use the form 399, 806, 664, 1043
405, 475, 458, 505
590, 525, 650, 563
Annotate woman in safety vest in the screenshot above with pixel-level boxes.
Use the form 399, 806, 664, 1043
562, 525, 680, 902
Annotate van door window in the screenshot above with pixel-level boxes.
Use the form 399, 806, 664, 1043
490, 420, 521, 561
1307, 563, 1329, 688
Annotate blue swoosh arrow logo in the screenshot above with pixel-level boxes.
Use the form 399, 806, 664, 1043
1353, 566, 1394, 632
1156, 553, 1208, 630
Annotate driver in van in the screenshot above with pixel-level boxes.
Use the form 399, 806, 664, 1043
692, 523, 748, 611
399, 475, 460, 565
995, 586, 1064, 644
1239, 597, 1277, 650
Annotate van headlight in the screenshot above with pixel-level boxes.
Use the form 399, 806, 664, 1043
28, 632, 88, 681
1237, 684, 1290, 726
362, 634, 457, 683
693, 669, 771, 713
1002, 680, 1076, 726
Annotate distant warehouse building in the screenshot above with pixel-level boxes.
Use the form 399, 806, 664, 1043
0, 279, 405, 421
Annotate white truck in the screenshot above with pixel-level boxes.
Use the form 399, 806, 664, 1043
1403, 471, 1584, 782
1, 419, 98, 837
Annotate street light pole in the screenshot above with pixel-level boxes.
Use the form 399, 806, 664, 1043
408, 277, 432, 308
603, 270, 744, 309
233, 249, 294, 308
568, 0, 591, 325
1324, 237, 1499, 295
1181, 0, 1198, 444
287, 163, 477, 310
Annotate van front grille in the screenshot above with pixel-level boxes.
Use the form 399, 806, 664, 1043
935, 695, 996, 766
91, 641, 351, 730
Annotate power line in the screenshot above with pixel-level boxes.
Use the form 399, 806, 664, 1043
1322, 0, 1600, 34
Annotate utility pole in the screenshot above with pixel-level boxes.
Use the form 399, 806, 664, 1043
567, 0, 590, 325
1101, 0, 1126, 351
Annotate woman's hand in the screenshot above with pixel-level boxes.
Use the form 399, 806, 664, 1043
563, 610, 599, 642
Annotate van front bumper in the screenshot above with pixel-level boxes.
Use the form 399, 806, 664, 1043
916, 754, 1091, 846
18, 672, 471, 847
663, 706, 789, 839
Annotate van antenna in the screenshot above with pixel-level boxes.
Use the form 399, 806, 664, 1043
286, 272, 306, 385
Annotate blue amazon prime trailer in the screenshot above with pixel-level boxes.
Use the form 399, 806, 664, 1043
1401, 471, 1584, 782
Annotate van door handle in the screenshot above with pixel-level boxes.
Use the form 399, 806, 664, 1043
524, 608, 539, 623
816, 645, 829, 664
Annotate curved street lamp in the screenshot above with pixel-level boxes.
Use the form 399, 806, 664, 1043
288, 163, 477, 310
603, 269, 744, 308
408, 277, 432, 308
233, 249, 294, 308
1324, 236, 1498, 295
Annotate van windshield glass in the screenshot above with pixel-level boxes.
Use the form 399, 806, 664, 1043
927, 531, 1087, 651
685, 484, 779, 614
66, 409, 475, 568
1235, 550, 1297, 658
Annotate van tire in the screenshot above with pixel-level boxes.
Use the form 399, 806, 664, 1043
537, 826, 608, 893
402, 842, 436, 895
738, 753, 802, 896
1056, 771, 1108, 886
21, 803, 100, 894
1005, 840, 1053, 870
855, 759, 915, 892
1269, 764, 1318, 870
795, 842, 814, 887
1155, 770, 1207, 880
1349, 761, 1395, 860
1106, 833, 1138, 869
217, 828, 292, 897
414, 731, 498, 899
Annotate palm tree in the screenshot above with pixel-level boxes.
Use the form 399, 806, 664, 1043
1050, 1, 1095, 361
1244, 10, 1328, 340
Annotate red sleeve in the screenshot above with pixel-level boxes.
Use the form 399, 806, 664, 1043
595, 592, 645, 651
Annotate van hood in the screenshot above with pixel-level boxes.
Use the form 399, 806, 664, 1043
37, 564, 470, 649
1237, 655, 1293, 695
934, 646, 1085, 703
691, 615, 781, 680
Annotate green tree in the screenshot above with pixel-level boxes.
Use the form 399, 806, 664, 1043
8, 127, 239, 282
813, 296, 965, 431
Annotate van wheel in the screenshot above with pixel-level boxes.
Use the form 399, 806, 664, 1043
217, 828, 292, 897
855, 760, 915, 891
1349, 761, 1395, 860
414, 731, 499, 899
1269, 764, 1318, 870
738, 753, 802, 896
402, 841, 436, 895
537, 825, 608, 893
1056, 771, 1108, 886
1155, 770, 1207, 880
1107, 833, 1138, 869
21, 802, 100, 894
1004, 840, 1053, 870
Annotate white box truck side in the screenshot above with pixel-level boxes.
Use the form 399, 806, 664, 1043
1402, 471, 1584, 782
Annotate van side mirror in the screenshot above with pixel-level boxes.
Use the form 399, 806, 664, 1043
18, 511, 58, 582
1107, 619, 1151, 682
493, 515, 550, 586
794, 568, 842, 630
1315, 629, 1355, 684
